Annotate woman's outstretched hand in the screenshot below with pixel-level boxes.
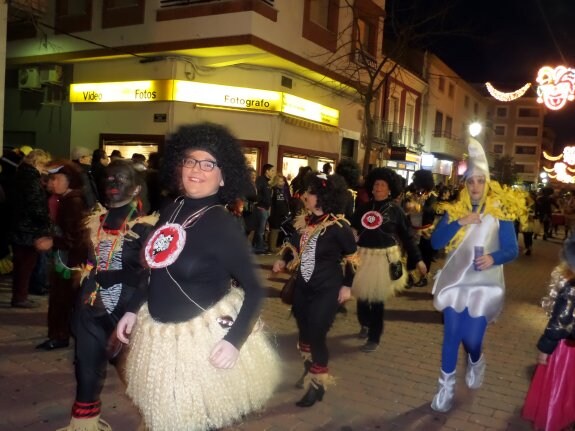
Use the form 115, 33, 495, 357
116, 312, 137, 344
537, 351, 549, 365
338, 286, 351, 304
416, 260, 427, 276
209, 339, 239, 369
272, 259, 286, 273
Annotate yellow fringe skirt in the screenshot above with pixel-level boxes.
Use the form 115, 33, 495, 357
125, 288, 281, 431
352, 246, 408, 302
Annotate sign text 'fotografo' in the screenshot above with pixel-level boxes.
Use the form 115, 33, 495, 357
69, 80, 339, 127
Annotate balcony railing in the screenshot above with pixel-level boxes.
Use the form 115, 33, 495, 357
374, 120, 422, 151
432, 129, 458, 140
160, 0, 274, 7
9, 0, 47, 16
353, 48, 377, 71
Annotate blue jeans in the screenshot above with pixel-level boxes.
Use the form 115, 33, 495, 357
254, 207, 270, 251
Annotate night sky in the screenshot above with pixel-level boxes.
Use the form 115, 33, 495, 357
387, 0, 575, 147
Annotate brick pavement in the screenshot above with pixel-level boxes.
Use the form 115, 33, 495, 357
0, 234, 565, 431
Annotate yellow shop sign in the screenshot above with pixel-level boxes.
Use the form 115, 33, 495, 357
173, 81, 282, 112
69, 80, 339, 126
69, 80, 174, 103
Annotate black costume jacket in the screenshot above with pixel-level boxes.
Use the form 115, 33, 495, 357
286, 214, 357, 292
351, 198, 422, 263
78, 204, 155, 323
537, 278, 575, 354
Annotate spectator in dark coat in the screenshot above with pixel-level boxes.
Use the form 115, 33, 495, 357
254, 163, 275, 254
0, 148, 25, 264
268, 174, 290, 252
536, 187, 559, 240
36, 160, 91, 350
9, 149, 53, 308
243, 168, 259, 243
71, 146, 98, 210
90, 149, 109, 206
145, 152, 167, 214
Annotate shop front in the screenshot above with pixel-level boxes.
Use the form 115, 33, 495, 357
382, 146, 421, 185
69, 78, 345, 175
278, 144, 338, 183
424, 152, 458, 186
100, 133, 163, 160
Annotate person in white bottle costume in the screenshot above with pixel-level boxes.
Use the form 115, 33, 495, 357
429, 138, 526, 412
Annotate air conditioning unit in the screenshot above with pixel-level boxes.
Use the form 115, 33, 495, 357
18, 67, 41, 90
40, 65, 63, 84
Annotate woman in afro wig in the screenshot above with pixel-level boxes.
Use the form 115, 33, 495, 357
117, 123, 281, 431
273, 172, 359, 408
350, 167, 426, 352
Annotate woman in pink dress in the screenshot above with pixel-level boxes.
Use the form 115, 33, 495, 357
522, 235, 575, 431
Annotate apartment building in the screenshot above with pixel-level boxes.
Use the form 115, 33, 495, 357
4, 0, 392, 178
489, 96, 545, 185
421, 53, 491, 186
375, 63, 427, 185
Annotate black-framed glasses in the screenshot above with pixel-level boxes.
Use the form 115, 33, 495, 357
181, 157, 219, 172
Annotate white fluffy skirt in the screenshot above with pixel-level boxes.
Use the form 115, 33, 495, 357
352, 246, 408, 302
125, 288, 281, 431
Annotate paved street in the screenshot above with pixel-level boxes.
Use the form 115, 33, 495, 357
0, 234, 566, 431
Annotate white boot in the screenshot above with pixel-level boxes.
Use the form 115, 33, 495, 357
431, 369, 456, 412
465, 354, 486, 389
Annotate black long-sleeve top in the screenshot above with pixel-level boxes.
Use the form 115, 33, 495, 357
351, 198, 422, 263
130, 194, 263, 349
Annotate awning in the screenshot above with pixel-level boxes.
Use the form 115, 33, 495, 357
431, 152, 461, 162
281, 114, 339, 133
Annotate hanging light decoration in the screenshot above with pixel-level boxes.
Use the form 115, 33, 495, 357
485, 82, 532, 101
536, 65, 575, 110
542, 146, 575, 183
543, 150, 563, 161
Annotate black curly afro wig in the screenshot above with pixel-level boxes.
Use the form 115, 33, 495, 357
365, 167, 403, 199
412, 169, 435, 192
161, 123, 249, 204
335, 158, 361, 189
304, 172, 349, 214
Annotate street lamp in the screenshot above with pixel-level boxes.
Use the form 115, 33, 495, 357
469, 122, 482, 138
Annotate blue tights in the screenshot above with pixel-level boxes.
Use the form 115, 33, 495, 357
441, 307, 488, 373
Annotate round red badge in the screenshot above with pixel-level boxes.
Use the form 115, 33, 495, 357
144, 223, 186, 268
361, 210, 383, 230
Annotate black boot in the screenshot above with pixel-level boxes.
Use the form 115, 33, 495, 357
296, 379, 325, 407
295, 360, 312, 389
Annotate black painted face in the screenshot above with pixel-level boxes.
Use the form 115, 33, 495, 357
105, 163, 137, 207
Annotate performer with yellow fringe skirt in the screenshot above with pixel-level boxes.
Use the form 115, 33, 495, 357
351, 167, 427, 353
116, 123, 281, 431
429, 138, 526, 412
273, 173, 359, 408
58, 159, 157, 431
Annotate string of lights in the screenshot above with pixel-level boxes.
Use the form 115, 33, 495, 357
485, 82, 531, 102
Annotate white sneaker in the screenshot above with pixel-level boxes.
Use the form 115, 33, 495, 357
465, 354, 486, 389
431, 369, 456, 412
